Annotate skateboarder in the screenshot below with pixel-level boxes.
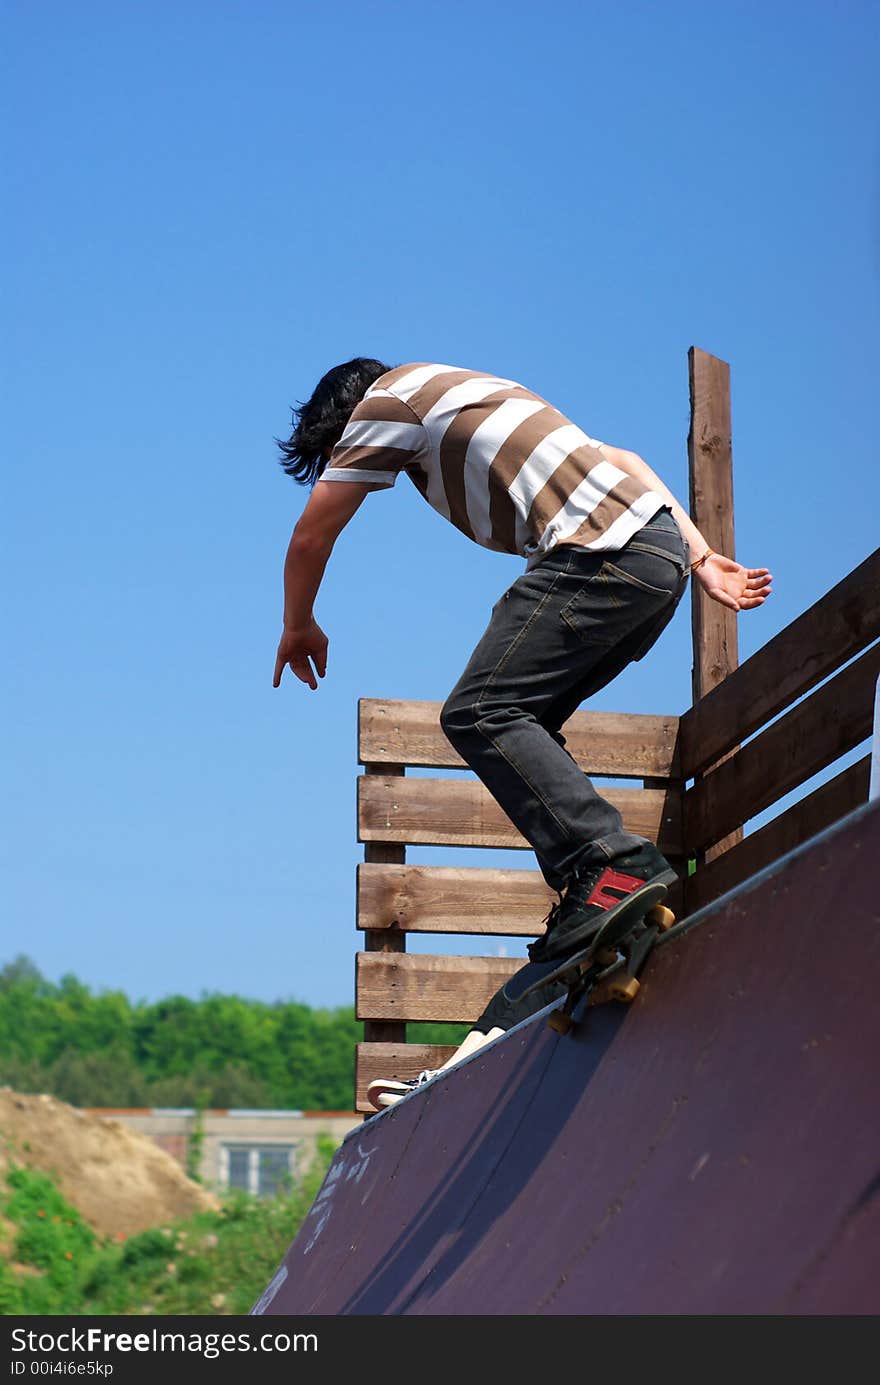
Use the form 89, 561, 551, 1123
274, 358, 772, 1106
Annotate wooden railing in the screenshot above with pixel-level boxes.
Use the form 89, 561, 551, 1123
351, 347, 879, 1112
680, 548, 880, 911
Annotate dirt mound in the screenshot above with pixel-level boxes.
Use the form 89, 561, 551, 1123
0, 1088, 218, 1237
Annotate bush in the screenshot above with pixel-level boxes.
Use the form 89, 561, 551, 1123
0, 1139, 337, 1315
6, 1168, 95, 1279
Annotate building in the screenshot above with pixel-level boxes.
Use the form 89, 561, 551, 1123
89, 1108, 359, 1195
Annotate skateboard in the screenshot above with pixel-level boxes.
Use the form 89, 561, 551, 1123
515, 884, 676, 1034
365, 1069, 440, 1111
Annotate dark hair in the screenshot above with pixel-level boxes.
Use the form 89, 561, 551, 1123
277, 357, 392, 485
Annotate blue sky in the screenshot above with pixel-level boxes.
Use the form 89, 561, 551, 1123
4, 1, 878, 1008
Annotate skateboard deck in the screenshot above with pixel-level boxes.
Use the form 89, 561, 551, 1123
516, 887, 676, 1034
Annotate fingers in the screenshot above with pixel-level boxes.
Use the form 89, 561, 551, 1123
288, 656, 317, 691
738, 588, 772, 610
274, 634, 326, 690
744, 575, 772, 605
712, 588, 740, 611
726, 566, 773, 611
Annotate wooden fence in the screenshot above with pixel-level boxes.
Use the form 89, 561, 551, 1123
352, 348, 879, 1111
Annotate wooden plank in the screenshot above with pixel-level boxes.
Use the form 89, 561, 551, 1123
679, 548, 880, 779
358, 863, 556, 934
362, 763, 406, 1047
686, 756, 871, 912
684, 643, 880, 852
688, 347, 739, 702
358, 775, 682, 855
358, 698, 680, 778
355, 1042, 459, 1112
356, 952, 522, 1024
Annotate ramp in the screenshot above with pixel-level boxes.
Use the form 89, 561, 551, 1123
254, 798, 880, 1315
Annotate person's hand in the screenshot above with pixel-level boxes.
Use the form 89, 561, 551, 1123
695, 553, 772, 611
273, 620, 328, 689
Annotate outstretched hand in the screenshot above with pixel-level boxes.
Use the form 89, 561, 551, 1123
273, 620, 328, 690
696, 554, 772, 611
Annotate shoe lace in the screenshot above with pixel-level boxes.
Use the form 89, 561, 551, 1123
540, 892, 564, 934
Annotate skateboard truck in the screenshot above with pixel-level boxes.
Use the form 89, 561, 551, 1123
546, 903, 676, 1035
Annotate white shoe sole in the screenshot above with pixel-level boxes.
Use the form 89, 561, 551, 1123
366, 1072, 439, 1112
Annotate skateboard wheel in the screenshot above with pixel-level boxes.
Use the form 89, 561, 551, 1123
548, 1009, 573, 1035
595, 947, 619, 967
646, 904, 676, 932
589, 981, 615, 1006
609, 976, 640, 1003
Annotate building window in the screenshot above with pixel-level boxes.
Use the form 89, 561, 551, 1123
226, 1147, 251, 1192
257, 1147, 292, 1197
222, 1145, 297, 1196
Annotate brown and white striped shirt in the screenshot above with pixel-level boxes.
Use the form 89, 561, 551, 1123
318, 363, 665, 568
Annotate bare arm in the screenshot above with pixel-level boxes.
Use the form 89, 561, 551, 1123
599, 444, 709, 560
601, 444, 772, 613
273, 479, 381, 689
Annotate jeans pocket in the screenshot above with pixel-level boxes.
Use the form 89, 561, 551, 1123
602, 554, 677, 598
559, 559, 674, 648
620, 533, 687, 584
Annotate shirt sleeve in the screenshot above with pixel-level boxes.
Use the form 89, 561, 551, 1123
318, 394, 428, 489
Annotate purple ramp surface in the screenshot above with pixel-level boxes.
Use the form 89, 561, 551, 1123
255, 799, 880, 1315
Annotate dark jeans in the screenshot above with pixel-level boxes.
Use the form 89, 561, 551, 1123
440, 507, 690, 895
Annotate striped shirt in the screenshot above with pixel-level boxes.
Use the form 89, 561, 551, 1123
317, 363, 665, 568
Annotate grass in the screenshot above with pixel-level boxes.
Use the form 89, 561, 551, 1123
0, 1139, 335, 1316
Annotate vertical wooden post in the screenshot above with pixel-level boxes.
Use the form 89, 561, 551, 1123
688, 347, 739, 697
687, 347, 743, 880
360, 764, 407, 1043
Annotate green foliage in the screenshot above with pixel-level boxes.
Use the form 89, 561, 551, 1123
409, 1021, 470, 1047
0, 1168, 98, 1312
6, 1167, 95, 1286
0, 955, 363, 1109
186, 1100, 205, 1183
0, 1146, 334, 1315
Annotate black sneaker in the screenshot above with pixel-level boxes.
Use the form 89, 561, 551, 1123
528, 842, 677, 963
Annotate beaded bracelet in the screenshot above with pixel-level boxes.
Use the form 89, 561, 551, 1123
690, 548, 715, 573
